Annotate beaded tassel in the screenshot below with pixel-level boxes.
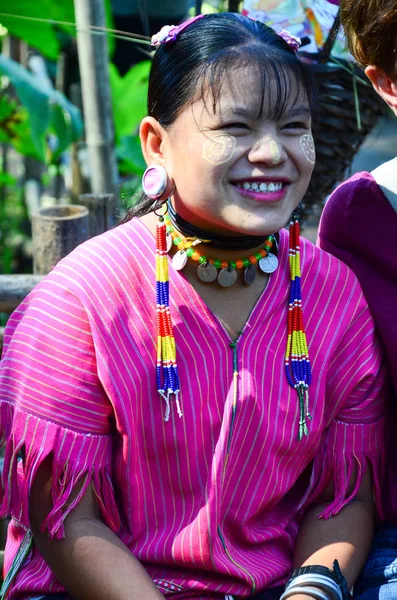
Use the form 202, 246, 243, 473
156, 215, 182, 421
285, 215, 312, 440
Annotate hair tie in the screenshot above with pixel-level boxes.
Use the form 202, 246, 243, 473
151, 14, 205, 47
277, 29, 302, 53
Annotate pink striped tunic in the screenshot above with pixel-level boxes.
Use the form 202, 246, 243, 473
0, 219, 388, 599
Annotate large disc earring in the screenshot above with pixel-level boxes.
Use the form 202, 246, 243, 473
142, 165, 174, 201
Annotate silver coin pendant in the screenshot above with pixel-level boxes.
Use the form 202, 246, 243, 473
244, 263, 257, 286
197, 262, 218, 283
218, 267, 237, 287
172, 250, 188, 271
259, 252, 279, 274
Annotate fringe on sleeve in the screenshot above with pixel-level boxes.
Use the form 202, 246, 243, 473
298, 416, 386, 520
0, 402, 121, 540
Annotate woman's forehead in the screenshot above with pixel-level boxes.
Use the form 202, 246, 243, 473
196, 64, 310, 121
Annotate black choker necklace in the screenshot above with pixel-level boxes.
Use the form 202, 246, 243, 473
166, 200, 275, 251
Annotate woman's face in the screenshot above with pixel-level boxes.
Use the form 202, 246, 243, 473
162, 64, 315, 236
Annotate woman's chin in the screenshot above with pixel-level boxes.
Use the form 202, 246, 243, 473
219, 203, 293, 236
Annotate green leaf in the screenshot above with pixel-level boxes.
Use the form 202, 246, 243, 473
4, 105, 43, 160
49, 102, 72, 160
0, 171, 17, 187
0, 55, 50, 157
0, 95, 41, 158
110, 61, 150, 140
0, 55, 83, 161
0, 93, 17, 121
116, 135, 146, 176
0, 2, 73, 61
0, 0, 115, 60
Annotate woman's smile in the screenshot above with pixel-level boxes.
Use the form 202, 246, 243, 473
231, 178, 291, 203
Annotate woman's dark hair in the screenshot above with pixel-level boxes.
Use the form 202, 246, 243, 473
121, 12, 315, 221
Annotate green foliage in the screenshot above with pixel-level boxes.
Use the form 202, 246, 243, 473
0, 93, 38, 158
0, 177, 31, 275
109, 61, 150, 177
188, 1, 227, 14
117, 134, 146, 176
109, 61, 150, 141
0, 55, 83, 162
0, 0, 115, 60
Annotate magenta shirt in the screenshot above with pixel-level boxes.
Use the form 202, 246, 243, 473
318, 170, 397, 520
0, 219, 388, 599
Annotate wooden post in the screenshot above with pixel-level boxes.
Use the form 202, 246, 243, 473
74, 0, 119, 201
0, 275, 43, 313
78, 193, 115, 237
0, 328, 5, 357
32, 205, 89, 275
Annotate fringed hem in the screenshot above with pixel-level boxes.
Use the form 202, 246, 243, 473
0, 402, 121, 540
298, 417, 386, 520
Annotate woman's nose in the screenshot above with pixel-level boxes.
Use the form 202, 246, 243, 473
248, 135, 287, 165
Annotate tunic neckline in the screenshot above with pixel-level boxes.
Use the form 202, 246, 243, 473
136, 217, 290, 345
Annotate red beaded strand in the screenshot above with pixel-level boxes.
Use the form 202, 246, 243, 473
156, 215, 181, 421
285, 215, 312, 440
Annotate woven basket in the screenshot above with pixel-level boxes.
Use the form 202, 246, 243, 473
300, 55, 385, 224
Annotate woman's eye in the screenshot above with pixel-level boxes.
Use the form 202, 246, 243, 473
223, 122, 250, 130
283, 121, 309, 130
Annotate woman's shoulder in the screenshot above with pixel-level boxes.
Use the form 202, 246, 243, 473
282, 227, 361, 287
318, 166, 397, 256
73, 216, 152, 265
293, 231, 368, 315
17, 218, 155, 322
321, 170, 390, 229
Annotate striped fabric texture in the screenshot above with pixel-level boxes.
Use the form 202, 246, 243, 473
0, 219, 388, 600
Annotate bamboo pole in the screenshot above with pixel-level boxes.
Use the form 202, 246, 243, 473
0, 328, 5, 356
0, 275, 43, 313
74, 0, 119, 208
32, 205, 89, 275
79, 193, 115, 236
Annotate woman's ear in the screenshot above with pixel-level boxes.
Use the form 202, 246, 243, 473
365, 65, 397, 115
139, 117, 169, 166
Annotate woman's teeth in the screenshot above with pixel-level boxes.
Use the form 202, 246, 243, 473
236, 182, 283, 192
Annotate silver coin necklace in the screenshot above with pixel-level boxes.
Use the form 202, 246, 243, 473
166, 214, 278, 287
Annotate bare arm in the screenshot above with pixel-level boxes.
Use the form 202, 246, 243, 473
290, 468, 374, 599
29, 456, 164, 600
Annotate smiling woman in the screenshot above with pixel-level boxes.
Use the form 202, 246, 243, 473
139, 64, 314, 237
0, 12, 390, 600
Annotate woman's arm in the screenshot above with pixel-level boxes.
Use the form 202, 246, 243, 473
293, 468, 375, 590
30, 456, 164, 600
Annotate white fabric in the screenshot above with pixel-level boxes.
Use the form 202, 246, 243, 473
372, 157, 397, 214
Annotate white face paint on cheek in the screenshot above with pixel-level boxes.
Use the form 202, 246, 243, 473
300, 134, 316, 165
203, 134, 236, 165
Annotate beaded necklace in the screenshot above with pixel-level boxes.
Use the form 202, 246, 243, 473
155, 207, 312, 440
165, 213, 279, 287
